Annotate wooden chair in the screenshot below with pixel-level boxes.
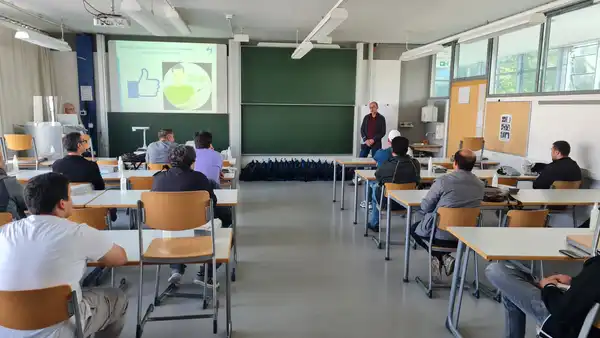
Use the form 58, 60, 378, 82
96, 159, 118, 166
504, 209, 550, 279
416, 207, 481, 298
136, 191, 218, 337
577, 303, 600, 337
0, 212, 12, 226
368, 182, 417, 248
147, 163, 170, 170
223, 160, 231, 168
1, 134, 44, 170
459, 137, 485, 169
551, 180, 582, 227
0, 285, 84, 337
69, 208, 110, 230
129, 176, 154, 190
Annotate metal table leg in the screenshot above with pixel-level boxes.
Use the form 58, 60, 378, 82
340, 164, 346, 210
446, 241, 467, 338
385, 194, 392, 260
226, 262, 232, 338
353, 174, 359, 224
363, 179, 370, 237
403, 206, 412, 282
232, 205, 238, 282
332, 162, 337, 203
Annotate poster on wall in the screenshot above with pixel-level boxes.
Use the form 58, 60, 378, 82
499, 114, 512, 142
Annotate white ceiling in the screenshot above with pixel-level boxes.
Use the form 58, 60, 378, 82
1, 0, 558, 43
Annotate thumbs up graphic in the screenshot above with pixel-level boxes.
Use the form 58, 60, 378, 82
127, 68, 160, 98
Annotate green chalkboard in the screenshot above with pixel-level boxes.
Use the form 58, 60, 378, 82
242, 105, 354, 154
241, 47, 356, 104
107, 113, 229, 157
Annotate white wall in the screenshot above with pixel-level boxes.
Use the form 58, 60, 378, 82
485, 94, 600, 178
50, 51, 79, 114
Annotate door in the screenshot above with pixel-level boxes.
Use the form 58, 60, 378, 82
446, 79, 487, 157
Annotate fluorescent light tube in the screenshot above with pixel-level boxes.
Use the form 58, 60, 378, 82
121, 0, 168, 36
257, 42, 340, 49
292, 41, 314, 59
163, 3, 191, 35
458, 13, 546, 44
234, 34, 250, 42
14, 29, 71, 51
310, 8, 348, 41
400, 44, 445, 61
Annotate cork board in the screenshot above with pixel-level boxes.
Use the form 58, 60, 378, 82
484, 101, 531, 156
446, 79, 487, 157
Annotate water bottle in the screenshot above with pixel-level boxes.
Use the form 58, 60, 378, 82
12, 155, 19, 171
427, 157, 433, 172
491, 173, 499, 187
590, 203, 599, 233
117, 156, 124, 173
120, 176, 127, 192
226, 147, 232, 160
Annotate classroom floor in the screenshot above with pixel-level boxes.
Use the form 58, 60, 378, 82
108, 181, 581, 338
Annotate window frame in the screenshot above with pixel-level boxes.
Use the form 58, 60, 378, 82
429, 46, 453, 98
453, 39, 490, 81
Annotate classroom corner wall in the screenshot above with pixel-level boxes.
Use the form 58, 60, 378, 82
398, 57, 431, 143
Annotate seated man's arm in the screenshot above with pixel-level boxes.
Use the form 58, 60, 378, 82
98, 244, 128, 266
77, 224, 127, 266
420, 179, 443, 213
90, 163, 105, 190
533, 166, 554, 189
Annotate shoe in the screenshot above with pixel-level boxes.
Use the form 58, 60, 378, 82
168, 271, 183, 285
442, 254, 456, 276
431, 256, 443, 281
193, 274, 220, 289
367, 223, 379, 233
360, 200, 367, 208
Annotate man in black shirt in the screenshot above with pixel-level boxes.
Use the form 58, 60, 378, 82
52, 132, 105, 190
533, 140, 581, 189
152, 145, 231, 289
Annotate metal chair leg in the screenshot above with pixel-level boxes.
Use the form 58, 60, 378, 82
153, 265, 161, 306
472, 250, 480, 299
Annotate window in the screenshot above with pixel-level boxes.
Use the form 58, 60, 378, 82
542, 4, 600, 92
491, 25, 541, 94
455, 40, 488, 78
431, 47, 452, 97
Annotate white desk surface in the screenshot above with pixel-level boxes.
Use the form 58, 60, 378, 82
40, 157, 117, 166
414, 157, 500, 166
355, 169, 537, 182
88, 228, 232, 266
387, 190, 511, 208
10, 169, 235, 182
72, 190, 107, 208
335, 158, 377, 165
447, 227, 591, 261
85, 189, 238, 208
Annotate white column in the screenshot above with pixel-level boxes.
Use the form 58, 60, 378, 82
228, 40, 242, 167
95, 34, 110, 156
368, 43, 375, 100
353, 43, 366, 156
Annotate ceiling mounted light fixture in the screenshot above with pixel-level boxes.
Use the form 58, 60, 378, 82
121, 0, 168, 36
163, 0, 190, 35
400, 44, 445, 61
292, 0, 348, 59
0, 15, 71, 51
458, 12, 546, 44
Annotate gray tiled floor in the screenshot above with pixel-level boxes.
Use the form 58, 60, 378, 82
107, 181, 581, 338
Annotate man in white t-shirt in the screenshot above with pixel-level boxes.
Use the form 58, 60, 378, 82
0, 172, 128, 338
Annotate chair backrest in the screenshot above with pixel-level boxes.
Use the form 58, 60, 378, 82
506, 209, 549, 228
577, 303, 600, 337
68, 208, 109, 230
460, 137, 485, 151
147, 163, 170, 170
141, 191, 211, 230
3, 134, 33, 151
383, 182, 416, 197
96, 159, 118, 166
129, 176, 154, 190
552, 180, 582, 189
436, 207, 481, 231
0, 285, 77, 331
223, 160, 230, 167
0, 212, 12, 226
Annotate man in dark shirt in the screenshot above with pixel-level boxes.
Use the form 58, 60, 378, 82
152, 145, 231, 289
533, 140, 582, 189
52, 132, 105, 190
359, 101, 386, 158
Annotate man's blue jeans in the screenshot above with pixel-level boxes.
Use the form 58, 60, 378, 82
368, 181, 380, 226
485, 262, 550, 338
359, 146, 379, 158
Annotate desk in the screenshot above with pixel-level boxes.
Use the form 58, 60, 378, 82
88, 228, 233, 337
414, 157, 500, 168
512, 189, 600, 206
444, 227, 590, 338
39, 157, 117, 167
72, 190, 107, 208
84, 189, 238, 208
410, 143, 442, 155
332, 158, 377, 210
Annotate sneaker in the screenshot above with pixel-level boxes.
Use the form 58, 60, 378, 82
168, 271, 182, 285
431, 256, 443, 281
442, 254, 456, 276
367, 223, 379, 233
193, 274, 220, 289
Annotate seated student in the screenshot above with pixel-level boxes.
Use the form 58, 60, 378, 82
373, 130, 413, 167
410, 149, 484, 277
533, 140, 581, 189
193, 131, 223, 185
0, 163, 27, 219
152, 145, 232, 288
367, 136, 420, 232
52, 132, 105, 190
146, 129, 177, 164
0, 173, 128, 338
486, 259, 600, 338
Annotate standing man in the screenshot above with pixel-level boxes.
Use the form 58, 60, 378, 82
360, 101, 386, 158
146, 129, 177, 165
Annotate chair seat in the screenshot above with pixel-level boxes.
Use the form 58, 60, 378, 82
430, 245, 457, 253
11, 157, 47, 165
144, 237, 213, 260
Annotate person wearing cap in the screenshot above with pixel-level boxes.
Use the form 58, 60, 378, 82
373, 130, 413, 167
359, 101, 386, 158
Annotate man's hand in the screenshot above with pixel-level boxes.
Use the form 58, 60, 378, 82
366, 139, 374, 146
220, 171, 225, 180
539, 274, 572, 288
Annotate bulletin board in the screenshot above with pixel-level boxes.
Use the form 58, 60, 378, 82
483, 101, 531, 156
446, 79, 487, 157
